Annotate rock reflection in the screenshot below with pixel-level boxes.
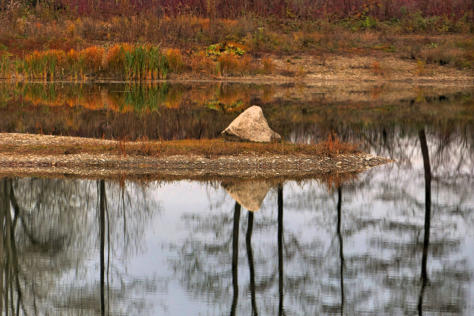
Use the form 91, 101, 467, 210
222, 180, 277, 212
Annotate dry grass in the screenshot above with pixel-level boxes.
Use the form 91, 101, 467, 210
0, 137, 359, 158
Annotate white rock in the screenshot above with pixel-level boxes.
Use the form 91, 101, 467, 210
222, 106, 281, 142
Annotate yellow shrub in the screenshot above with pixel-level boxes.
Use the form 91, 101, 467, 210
81, 46, 105, 73
166, 48, 184, 73
262, 56, 275, 74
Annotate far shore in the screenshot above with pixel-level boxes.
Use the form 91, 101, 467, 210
1, 54, 472, 85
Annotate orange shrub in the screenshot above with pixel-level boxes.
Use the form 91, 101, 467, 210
217, 53, 254, 76
166, 48, 184, 73
189, 52, 216, 75
105, 44, 132, 74
80, 46, 105, 73
262, 56, 275, 74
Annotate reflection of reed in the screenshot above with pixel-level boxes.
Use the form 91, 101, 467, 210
1, 82, 270, 113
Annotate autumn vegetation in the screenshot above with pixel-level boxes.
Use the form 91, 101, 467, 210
0, 0, 471, 80
0, 135, 359, 158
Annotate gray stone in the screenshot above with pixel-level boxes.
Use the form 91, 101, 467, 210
221, 105, 281, 142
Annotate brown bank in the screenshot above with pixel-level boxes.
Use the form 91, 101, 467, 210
0, 132, 390, 181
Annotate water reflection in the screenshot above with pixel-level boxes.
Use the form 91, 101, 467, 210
0, 178, 159, 315
1, 82, 472, 146
0, 164, 471, 315
0, 82, 473, 315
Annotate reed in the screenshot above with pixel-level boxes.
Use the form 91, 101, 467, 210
15, 44, 170, 81
0, 53, 12, 79
123, 45, 168, 80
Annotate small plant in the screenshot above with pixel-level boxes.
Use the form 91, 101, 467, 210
206, 42, 246, 59
321, 133, 357, 156
262, 56, 275, 74
371, 61, 384, 76
416, 59, 426, 76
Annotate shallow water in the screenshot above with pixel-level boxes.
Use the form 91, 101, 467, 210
0, 82, 473, 315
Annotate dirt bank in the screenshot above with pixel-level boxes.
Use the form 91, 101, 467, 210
0, 133, 391, 180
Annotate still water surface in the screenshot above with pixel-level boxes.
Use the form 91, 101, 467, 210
0, 82, 473, 315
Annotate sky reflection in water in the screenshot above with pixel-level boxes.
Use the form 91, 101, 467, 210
0, 83, 473, 315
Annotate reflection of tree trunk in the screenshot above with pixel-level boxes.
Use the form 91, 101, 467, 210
230, 202, 241, 316
418, 129, 431, 315
278, 184, 284, 316
337, 186, 344, 315
1, 179, 24, 316
0, 179, 5, 315
99, 180, 106, 316
246, 212, 258, 316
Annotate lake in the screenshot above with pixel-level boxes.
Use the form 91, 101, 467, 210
0, 82, 473, 315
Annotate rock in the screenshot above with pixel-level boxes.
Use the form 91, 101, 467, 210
222, 180, 277, 211
222, 106, 281, 142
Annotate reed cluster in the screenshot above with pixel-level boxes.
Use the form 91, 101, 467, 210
0, 42, 277, 80
8, 44, 169, 81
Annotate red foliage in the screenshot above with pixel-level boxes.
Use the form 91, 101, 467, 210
57, 0, 473, 20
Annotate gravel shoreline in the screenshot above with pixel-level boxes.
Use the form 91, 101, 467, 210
0, 133, 391, 180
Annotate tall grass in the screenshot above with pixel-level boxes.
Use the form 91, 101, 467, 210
13, 44, 169, 81
0, 54, 12, 79
105, 44, 168, 80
